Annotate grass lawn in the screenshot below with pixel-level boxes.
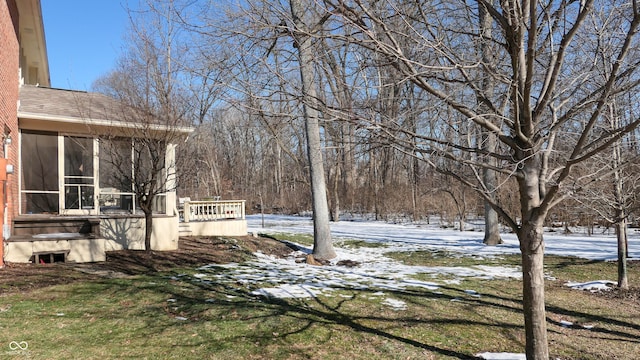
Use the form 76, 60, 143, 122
0, 235, 638, 359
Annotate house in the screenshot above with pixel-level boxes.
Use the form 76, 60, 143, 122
1, 0, 247, 265
10, 84, 192, 263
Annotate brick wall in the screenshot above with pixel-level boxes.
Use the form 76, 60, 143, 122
1, 0, 20, 240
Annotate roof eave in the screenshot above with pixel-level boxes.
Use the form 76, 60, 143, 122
16, 0, 50, 87
17, 111, 195, 134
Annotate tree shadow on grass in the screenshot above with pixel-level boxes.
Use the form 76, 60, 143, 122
99, 258, 639, 358
89, 236, 284, 275
110, 276, 488, 359
9, 235, 639, 359
45, 260, 639, 360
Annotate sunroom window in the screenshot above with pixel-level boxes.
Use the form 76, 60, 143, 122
64, 136, 95, 210
21, 131, 59, 214
20, 132, 169, 216
99, 138, 135, 214
99, 138, 168, 215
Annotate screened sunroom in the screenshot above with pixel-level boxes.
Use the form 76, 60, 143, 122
20, 131, 168, 216
3, 85, 192, 263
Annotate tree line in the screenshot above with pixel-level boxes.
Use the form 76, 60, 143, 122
96, 1, 640, 359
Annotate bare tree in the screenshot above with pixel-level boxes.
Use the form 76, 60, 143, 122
323, 1, 640, 358
93, 72, 190, 251
166, 0, 337, 257
93, 0, 192, 251
288, 0, 336, 260
478, 0, 503, 245
574, 101, 640, 290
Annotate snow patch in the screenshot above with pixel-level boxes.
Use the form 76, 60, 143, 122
382, 298, 407, 310
476, 352, 526, 360
251, 284, 326, 298
560, 320, 573, 327
565, 280, 615, 292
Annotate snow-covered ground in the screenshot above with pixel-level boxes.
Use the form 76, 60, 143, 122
247, 214, 640, 261
193, 214, 638, 360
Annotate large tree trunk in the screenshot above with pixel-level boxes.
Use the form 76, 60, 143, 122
483, 201, 502, 245
519, 221, 548, 360
289, 0, 336, 260
518, 160, 549, 360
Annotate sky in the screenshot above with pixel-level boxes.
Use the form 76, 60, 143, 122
41, 0, 130, 90
172, 214, 639, 360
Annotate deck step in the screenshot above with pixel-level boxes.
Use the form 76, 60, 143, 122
178, 223, 192, 236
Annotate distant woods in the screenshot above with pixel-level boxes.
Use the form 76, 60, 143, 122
111, 0, 640, 234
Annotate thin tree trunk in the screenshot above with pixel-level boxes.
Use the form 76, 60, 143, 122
482, 133, 502, 243
483, 192, 502, 244
276, 144, 282, 201
372, 151, 380, 220
411, 156, 419, 222
289, 0, 335, 260
343, 122, 356, 212
331, 164, 340, 222
616, 219, 629, 289
611, 118, 629, 289
478, 0, 502, 245
144, 209, 153, 251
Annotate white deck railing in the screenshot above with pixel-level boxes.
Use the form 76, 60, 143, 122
181, 200, 246, 223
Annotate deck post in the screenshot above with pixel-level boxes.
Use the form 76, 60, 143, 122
183, 201, 190, 223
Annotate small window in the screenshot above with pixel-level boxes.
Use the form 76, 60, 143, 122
98, 192, 134, 214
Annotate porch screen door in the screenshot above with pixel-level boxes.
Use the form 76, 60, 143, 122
63, 136, 96, 213
21, 131, 59, 214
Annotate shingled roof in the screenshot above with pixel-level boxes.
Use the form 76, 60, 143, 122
18, 85, 192, 133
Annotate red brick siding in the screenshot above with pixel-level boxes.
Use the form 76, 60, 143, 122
1, 0, 20, 232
